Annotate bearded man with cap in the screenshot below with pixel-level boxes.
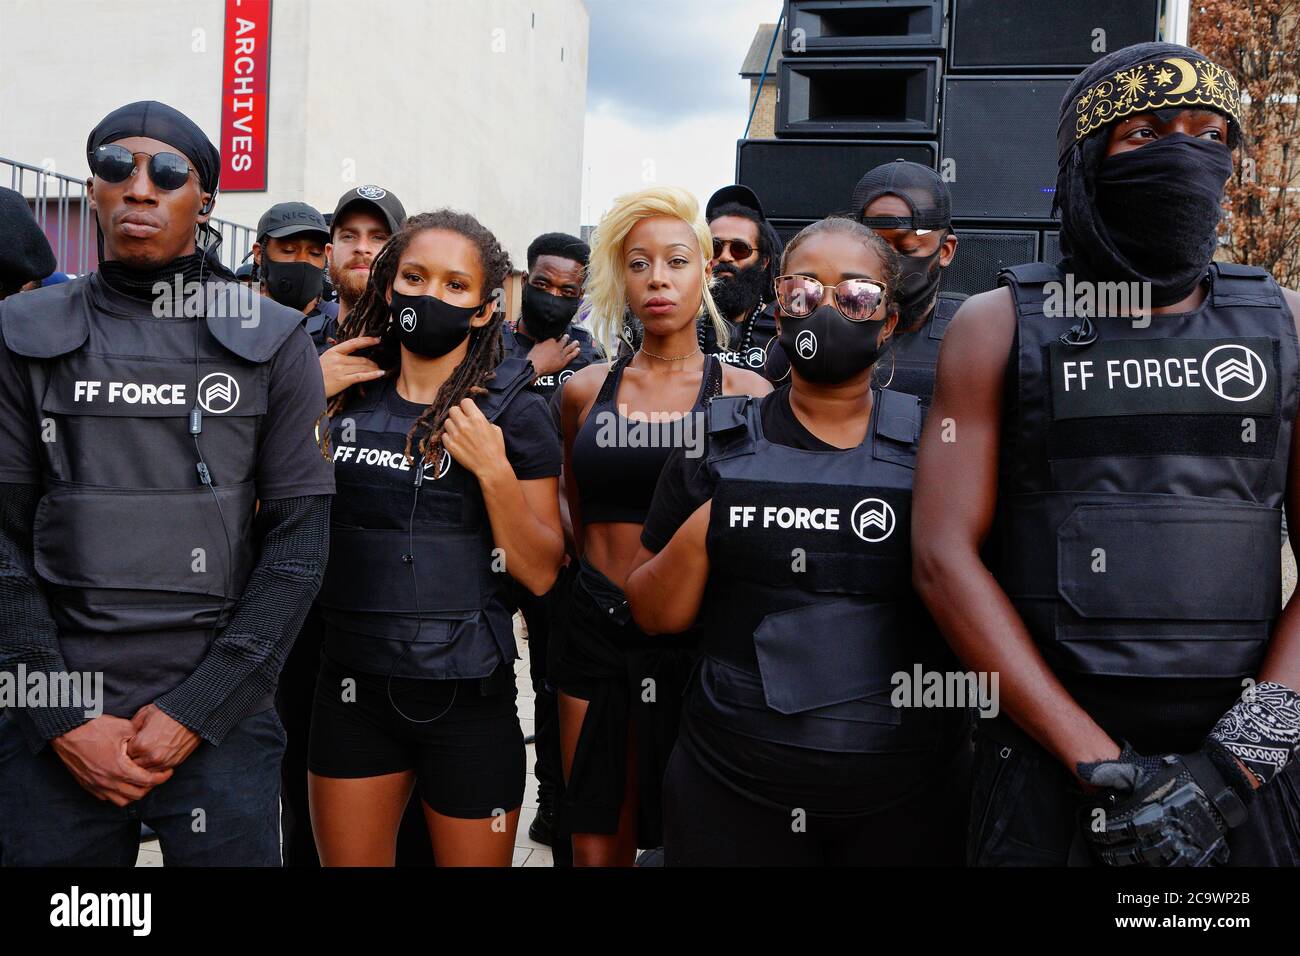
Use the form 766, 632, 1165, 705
252, 201, 336, 349
317, 185, 406, 400
0, 100, 334, 866
913, 44, 1300, 867
850, 161, 961, 407
702, 185, 783, 376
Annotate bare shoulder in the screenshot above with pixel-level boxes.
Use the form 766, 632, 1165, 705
940, 286, 1017, 372
561, 361, 609, 408
720, 365, 773, 397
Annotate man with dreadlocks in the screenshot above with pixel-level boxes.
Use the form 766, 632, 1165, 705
913, 43, 1300, 867
308, 209, 565, 866
701, 185, 783, 376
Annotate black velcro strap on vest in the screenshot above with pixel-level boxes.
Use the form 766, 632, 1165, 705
705, 395, 758, 464
999, 262, 1063, 288
0, 281, 91, 358
479, 356, 536, 423
930, 293, 966, 338
753, 599, 913, 713
206, 287, 306, 362
707, 394, 750, 434
1209, 262, 1283, 310
876, 388, 921, 445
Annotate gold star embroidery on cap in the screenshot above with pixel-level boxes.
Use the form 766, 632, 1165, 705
1072, 56, 1242, 143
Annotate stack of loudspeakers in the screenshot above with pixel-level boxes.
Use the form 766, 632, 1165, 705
736, 0, 1163, 296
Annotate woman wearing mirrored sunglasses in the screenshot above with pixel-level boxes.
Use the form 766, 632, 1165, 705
626, 216, 969, 866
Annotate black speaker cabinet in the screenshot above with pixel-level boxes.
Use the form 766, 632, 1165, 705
1042, 231, 1063, 266
736, 138, 939, 222
944, 227, 1039, 297
770, 218, 818, 247
783, 0, 943, 55
777, 57, 940, 136
949, 0, 1160, 71
941, 76, 1069, 221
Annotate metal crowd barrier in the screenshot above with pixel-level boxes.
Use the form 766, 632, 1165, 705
3, 155, 255, 275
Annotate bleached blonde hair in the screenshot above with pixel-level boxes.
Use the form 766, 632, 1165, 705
582, 185, 728, 357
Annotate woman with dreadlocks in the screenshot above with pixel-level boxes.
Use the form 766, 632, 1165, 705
307, 210, 565, 866
553, 186, 771, 866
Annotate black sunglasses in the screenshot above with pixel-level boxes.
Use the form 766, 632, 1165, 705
712, 237, 756, 261
91, 144, 196, 192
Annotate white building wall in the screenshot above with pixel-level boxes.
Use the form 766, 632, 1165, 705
0, 0, 588, 265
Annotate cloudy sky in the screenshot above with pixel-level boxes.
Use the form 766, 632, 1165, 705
580, 0, 781, 226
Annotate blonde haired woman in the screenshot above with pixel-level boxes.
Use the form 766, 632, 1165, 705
553, 186, 771, 865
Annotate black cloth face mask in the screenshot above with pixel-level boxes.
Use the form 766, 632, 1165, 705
895, 243, 943, 329
778, 305, 888, 384
1076, 133, 1233, 308
520, 283, 580, 341
261, 257, 324, 312
390, 290, 484, 358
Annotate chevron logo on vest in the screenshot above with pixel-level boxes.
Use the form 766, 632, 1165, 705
851, 498, 895, 543
197, 372, 240, 414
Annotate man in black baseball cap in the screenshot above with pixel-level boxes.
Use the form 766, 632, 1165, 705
702, 184, 783, 377
253, 201, 334, 346
0, 187, 57, 299
317, 185, 407, 396
850, 159, 961, 406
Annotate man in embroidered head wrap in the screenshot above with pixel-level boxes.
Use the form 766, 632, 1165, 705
0, 101, 335, 865
910, 43, 1300, 867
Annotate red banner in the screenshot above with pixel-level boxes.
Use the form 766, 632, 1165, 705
218, 0, 272, 191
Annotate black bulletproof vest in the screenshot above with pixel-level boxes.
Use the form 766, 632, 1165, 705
305, 299, 340, 351
501, 322, 597, 398
877, 292, 964, 406
996, 262, 1298, 681
0, 274, 303, 640
316, 356, 537, 674
701, 302, 779, 373
693, 389, 949, 754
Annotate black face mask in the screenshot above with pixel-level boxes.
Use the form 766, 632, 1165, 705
389, 290, 484, 358
1091, 133, 1233, 307
778, 305, 888, 384
520, 284, 580, 341
711, 261, 768, 319
895, 244, 943, 329
261, 257, 324, 312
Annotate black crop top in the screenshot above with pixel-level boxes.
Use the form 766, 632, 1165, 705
572, 353, 723, 525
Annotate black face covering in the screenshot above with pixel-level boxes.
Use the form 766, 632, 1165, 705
895, 244, 943, 330
390, 290, 483, 358
1088, 134, 1233, 307
261, 257, 324, 312
778, 305, 888, 384
520, 283, 580, 341
711, 261, 768, 319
